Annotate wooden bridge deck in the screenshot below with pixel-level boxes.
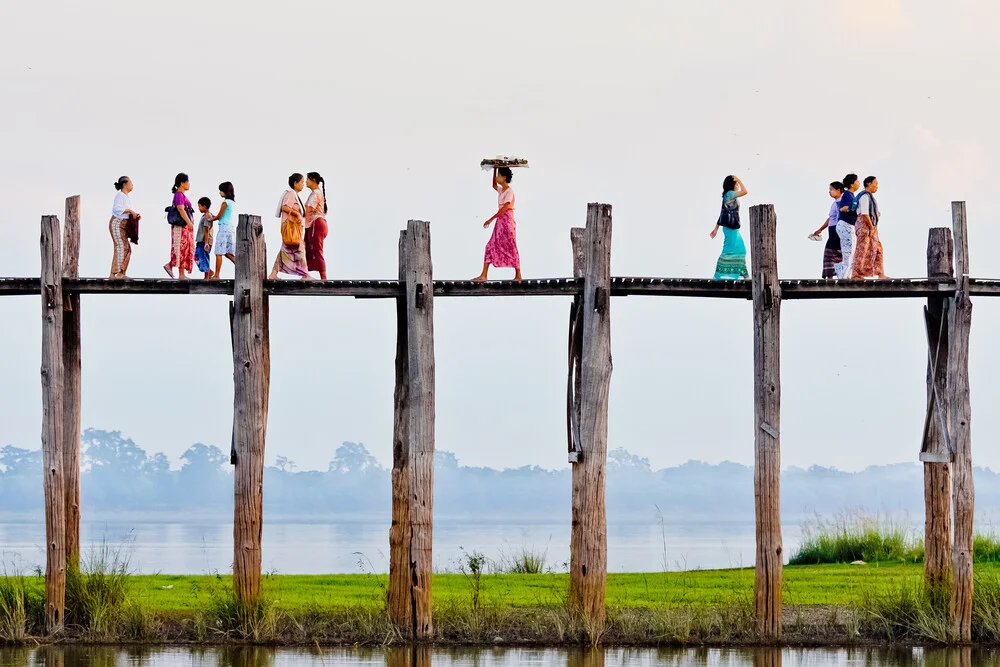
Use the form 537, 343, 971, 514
0, 276, 998, 299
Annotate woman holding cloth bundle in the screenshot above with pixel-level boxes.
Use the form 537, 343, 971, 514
269, 173, 311, 280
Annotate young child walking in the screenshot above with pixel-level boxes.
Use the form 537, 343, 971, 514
212, 181, 237, 279
195, 197, 215, 279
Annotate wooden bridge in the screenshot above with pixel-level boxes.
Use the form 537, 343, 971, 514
6, 197, 980, 642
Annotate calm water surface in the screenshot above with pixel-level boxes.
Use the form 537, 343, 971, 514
0, 647, 993, 666
0, 519, 767, 574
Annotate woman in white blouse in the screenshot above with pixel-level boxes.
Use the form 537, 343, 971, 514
110, 176, 138, 279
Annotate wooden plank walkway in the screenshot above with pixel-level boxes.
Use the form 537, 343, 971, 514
1, 276, 999, 299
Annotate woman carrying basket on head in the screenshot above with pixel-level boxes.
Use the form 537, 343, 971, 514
473, 166, 521, 282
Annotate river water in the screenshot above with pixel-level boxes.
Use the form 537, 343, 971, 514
0, 646, 993, 666
0, 519, 765, 574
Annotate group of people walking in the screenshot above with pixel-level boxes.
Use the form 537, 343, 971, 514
812, 174, 885, 280
108, 172, 329, 281
708, 173, 886, 281
110, 168, 884, 284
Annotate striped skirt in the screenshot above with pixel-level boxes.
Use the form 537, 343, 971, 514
822, 229, 842, 279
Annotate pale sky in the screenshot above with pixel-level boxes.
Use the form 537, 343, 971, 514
2, 0, 1000, 474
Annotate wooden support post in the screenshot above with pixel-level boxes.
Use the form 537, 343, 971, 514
62, 196, 82, 569
948, 202, 974, 642
389, 230, 413, 633
749, 204, 782, 639
922, 227, 953, 595
40, 214, 66, 633
569, 203, 612, 636
567, 227, 586, 463
388, 220, 435, 639
231, 214, 269, 604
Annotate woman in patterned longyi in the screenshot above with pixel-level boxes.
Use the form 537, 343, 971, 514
710, 175, 750, 280
472, 166, 521, 282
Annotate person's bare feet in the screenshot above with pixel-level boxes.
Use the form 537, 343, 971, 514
204, 271, 215, 280
471, 275, 488, 282
267, 272, 278, 280
300, 274, 313, 281
514, 270, 522, 283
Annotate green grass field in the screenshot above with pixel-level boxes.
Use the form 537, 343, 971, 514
132, 562, 972, 613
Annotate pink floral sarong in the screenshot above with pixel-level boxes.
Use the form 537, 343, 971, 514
484, 187, 520, 269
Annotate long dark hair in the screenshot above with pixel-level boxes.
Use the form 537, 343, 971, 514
114, 176, 129, 191
172, 173, 189, 194
288, 173, 304, 189
722, 175, 737, 194
307, 172, 328, 214
219, 181, 235, 201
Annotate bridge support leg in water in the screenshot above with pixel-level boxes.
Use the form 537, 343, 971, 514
231, 214, 270, 605
62, 195, 82, 570
389, 220, 436, 639
40, 214, 66, 633
921, 227, 953, 598
750, 204, 782, 639
948, 202, 974, 642
568, 203, 613, 637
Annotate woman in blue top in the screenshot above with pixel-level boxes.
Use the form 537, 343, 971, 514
834, 173, 860, 279
212, 181, 237, 279
710, 175, 750, 279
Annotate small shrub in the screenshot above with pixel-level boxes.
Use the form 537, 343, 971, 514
456, 548, 488, 611
856, 579, 949, 643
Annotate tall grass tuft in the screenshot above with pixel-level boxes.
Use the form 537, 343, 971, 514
496, 546, 548, 575
199, 574, 280, 642
855, 578, 949, 642
974, 533, 1000, 564
65, 539, 155, 640
0, 564, 43, 642
789, 513, 923, 565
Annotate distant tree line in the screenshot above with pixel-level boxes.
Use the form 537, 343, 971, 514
5, 428, 1000, 521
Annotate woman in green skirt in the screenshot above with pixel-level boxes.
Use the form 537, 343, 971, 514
710, 175, 750, 279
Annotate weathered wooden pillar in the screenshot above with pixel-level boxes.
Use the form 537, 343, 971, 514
231, 214, 269, 604
749, 203, 782, 639
948, 202, 973, 642
62, 196, 82, 568
921, 228, 953, 595
568, 203, 612, 636
388, 220, 435, 639
567, 227, 586, 463
40, 214, 66, 633
752, 648, 782, 667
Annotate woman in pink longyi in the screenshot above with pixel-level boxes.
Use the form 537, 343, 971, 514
473, 166, 521, 282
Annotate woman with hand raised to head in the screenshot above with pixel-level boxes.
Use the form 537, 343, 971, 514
472, 166, 521, 282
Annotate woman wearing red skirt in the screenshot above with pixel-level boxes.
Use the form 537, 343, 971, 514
473, 166, 521, 282
304, 171, 329, 280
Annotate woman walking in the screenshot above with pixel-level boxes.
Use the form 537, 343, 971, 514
109, 176, 138, 279
304, 172, 329, 280
212, 181, 237, 279
853, 176, 886, 278
164, 173, 195, 280
834, 173, 860, 279
710, 175, 750, 280
269, 173, 310, 280
472, 166, 521, 282
810, 181, 845, 279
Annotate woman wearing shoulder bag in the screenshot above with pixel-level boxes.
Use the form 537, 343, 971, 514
268, 173, 310, 279
164, 172, 195, 280
710, 175, 750, 280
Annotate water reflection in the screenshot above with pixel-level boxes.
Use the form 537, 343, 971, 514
0, 646, 994, 666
